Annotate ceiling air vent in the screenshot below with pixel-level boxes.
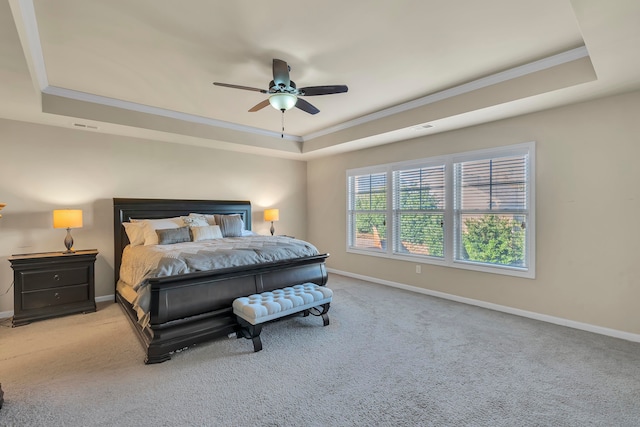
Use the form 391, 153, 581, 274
72, 123, 99, 130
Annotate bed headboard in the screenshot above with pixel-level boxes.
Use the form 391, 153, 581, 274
113, 198, 252, 285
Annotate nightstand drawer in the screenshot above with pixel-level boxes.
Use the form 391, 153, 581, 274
22, 284, 89, 310
19, 267, 89, 292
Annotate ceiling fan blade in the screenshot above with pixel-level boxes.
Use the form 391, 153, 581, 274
213, 82, 267, 93
295, 98, 320, 115
299, 85, 349, 96
272, 59, 290, 88
248, 99, 271, 112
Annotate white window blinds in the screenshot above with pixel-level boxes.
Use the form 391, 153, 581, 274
347, 172, 388, 251
455, 155, 527, 212
454, 152, 530, 268
392, 165, 445, 257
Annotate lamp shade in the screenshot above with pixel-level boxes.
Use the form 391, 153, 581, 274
264, 209, 279, 222
53, 209, 83, 229
269, 93, 297, 111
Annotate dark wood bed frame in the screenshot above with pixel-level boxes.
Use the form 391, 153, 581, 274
113, 198, 329, 364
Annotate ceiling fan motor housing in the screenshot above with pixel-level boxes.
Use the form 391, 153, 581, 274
269, 80, 297, 94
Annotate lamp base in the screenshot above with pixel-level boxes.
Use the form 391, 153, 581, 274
270, 222, 275, 236
63, 228, 75, 253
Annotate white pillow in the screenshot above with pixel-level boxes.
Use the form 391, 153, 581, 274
189, 213, 216, 225
132, 217, 186, 245
123, 222, 146, 246
191, 225, 223, 242
182, 215, 208, 227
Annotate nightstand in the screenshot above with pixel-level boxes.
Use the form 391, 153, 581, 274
9, 249, 98, 327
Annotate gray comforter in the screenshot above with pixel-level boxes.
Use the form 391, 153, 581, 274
118, 235, 320, 326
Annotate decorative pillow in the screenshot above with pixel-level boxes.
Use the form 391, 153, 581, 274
189, 213, 217, 226
182, 215, 208, 227
218, 214, 243, 237
132, 217, 186, 246
190, 225, 223, 242
123, 222, 146, 246
156, 226, 191, 245
188, 213, 246, 234
203, 214, 218, 225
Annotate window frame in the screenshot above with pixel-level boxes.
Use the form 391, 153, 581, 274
346, 165, 389, 255
346, 142, 535, 278
391, 159, 447, 261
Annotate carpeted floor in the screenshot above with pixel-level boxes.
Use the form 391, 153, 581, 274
1, 274, 639, 426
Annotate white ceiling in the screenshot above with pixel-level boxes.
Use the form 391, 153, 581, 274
1, 0, 639, 159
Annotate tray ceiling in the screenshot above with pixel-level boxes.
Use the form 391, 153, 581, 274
2, 0, 640, 158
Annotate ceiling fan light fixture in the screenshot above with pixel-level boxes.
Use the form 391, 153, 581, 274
269, 93, 297, 111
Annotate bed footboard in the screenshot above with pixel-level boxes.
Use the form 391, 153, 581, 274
118, 255, 328, 364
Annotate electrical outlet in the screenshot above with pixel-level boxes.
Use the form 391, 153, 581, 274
416, 265, 421, 274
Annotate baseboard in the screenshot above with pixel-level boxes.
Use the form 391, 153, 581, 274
328, 268, 640, 343
0, 294, 116, 320
96, 294, 114, 303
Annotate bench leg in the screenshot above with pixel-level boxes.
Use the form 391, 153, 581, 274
251, 335, 263, 352
321, 311, 330, 326
237, 318, 264, 352
308, 303, 331, 326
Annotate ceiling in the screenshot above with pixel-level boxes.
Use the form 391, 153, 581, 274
1, 0, 639, 159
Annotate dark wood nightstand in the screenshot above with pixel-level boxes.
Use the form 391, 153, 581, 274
9, 249, 98, 327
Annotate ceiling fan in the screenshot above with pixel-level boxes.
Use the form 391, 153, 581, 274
213, 58, 348, 115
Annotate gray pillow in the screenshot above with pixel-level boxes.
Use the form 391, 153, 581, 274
156, 226, 191, 245
218, 215, 243, 237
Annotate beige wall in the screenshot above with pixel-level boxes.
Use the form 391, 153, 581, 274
307, 89, 640, 335
0, 119, 307, 313
2, 90, 638, 334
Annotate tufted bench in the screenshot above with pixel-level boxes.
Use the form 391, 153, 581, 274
233, 283, 333, 352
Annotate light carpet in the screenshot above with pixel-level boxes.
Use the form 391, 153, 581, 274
1, 274, 639, 426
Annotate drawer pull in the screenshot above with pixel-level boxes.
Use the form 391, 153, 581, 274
54, 292, 60, 299
53, 274, 60, 281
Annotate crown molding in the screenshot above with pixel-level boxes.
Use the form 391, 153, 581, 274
42, 86, 303, 142
302, 46, 589, 141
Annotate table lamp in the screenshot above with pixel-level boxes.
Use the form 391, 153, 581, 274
53, 209, 83, 253
0, 203, 5, 218
264, 208, 279, 236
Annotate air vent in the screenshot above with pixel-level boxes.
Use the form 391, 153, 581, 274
72, 123, 99, 130
412, 124, 433, 131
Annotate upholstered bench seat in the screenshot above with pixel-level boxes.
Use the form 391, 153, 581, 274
233, 283, 333, 351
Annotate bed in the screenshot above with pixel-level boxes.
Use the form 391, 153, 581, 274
113, 198, 329, 364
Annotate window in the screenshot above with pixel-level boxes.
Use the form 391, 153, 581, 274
347, 142, 535, 278
454, 153, 529, 269
392, 164, 445, 258
347, 170, 387, 253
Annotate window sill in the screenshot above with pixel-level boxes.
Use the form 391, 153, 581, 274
346, 247, 534, 279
